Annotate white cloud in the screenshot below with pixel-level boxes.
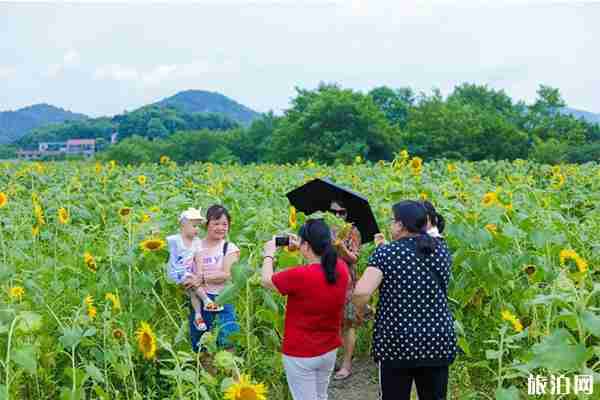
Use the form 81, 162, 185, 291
45, 49, 81, 78
92, 59, 228, 87
93, 64, 140, 81
0, 66, 17, 80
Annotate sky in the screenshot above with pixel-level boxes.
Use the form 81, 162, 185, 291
0, 0, 599, 117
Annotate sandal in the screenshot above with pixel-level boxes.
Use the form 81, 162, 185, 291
334, 367, 352, 380
203, 302, 224, 313
194, 314, 207, 331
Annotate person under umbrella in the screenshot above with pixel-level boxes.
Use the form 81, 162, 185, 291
329, 200, 362, 380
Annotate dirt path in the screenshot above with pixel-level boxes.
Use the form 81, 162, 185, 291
328, 358, 419, 400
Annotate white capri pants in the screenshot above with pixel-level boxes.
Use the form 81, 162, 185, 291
282, 349, 338, 400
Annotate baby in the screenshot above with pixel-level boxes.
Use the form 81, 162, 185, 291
166, 208, 219, 331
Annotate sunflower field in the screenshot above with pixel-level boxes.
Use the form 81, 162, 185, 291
1, 152, 600, 400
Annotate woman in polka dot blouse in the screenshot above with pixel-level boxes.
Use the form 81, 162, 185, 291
353, 200, 457, 400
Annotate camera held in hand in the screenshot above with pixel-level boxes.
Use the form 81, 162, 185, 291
275, 235, 291, 247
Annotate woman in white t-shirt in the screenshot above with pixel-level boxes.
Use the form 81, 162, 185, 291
184, 205, 241, 351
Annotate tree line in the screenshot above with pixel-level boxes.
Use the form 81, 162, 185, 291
4, 83, 599, 164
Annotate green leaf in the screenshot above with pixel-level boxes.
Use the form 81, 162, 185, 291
85, 364, 105, 384
220, 377, 235, 392
198, 386, 212, 400
16, 311, 43, 334
215, 282, 243, 305
581, 311, 600, 337
231, 263, 252, 285
486, 350, 501, 360
495, 386, 520, 400
12, 344, 37, 374
59, 327, 84, 349
529, 329, 587, 371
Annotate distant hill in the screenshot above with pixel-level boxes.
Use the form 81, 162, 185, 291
561, 107, 600, 125
154, 90, 260, 125
0, 104, 88, 144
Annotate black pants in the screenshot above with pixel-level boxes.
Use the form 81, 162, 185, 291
379, 362, 449, 400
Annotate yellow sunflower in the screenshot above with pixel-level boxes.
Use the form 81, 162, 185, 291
84, 295, 94, 307
399, 149, 409, 160
84, 252, 97, 272
559, 249, 588, 273
420, 192, 428, 201
137, 175, 147, 185
141, 213, 151, 223
31, 225, 40, 237
289, 206, 297, 229
160, 155, 170, 165
149, 206, 160, 213
34, 204, 46, 226
410, 157, 423, 170
501, 310, 523, 333
140, 238, 166, 252
95, 162, 103, 175
224, 374, 268, 400
87, 305, 97, 320
109, 160, 117, 171
0, 192, 7, 208
9, 286, 25, 301
105, 293, 121, 312
447, 163, 457, 173
482, 192, 497, 207
485, 224, 497, 235
136, 321, 157, 360
58, 207, 69, 224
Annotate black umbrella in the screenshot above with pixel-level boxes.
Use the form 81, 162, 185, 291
286, 178, 380, 243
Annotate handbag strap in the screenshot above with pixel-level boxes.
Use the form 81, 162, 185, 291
222, 241, 229, 256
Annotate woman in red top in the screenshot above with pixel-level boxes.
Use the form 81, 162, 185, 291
262, 218, 350, 400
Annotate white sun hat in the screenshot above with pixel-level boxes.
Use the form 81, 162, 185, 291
179, 208, 205, 223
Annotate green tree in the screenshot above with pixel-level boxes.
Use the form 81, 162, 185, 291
146, 117, 169, 139
368, 86, 414, 129
268, 84, 398, 164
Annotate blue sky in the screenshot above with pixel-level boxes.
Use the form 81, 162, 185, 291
1, 0, 598, 116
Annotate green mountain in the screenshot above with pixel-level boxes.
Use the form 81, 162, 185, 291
0, 104, 88, 144
154, 90, 260, 125
561, 107, 600, 125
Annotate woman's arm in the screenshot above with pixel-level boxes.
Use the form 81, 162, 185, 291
352, 267, 383, 309
204, 252, 240, 284
261, 238, 278, 291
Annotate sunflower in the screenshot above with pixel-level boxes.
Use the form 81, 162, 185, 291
105, 292, 121, 312
224, 374, 268, 400
149, 206, 160, 213
34, 204, 46, 226
559, 249, 588, 273
551, 173, 565, 189
289, 206, 297, 229
485, 224, 497, 235
95, 162, 103, 175
0, 192, 7, 208
31, 225, 40, 237
87, 305, 97, 320
482, 192, 497, 207
420, 192, 428, 201
501, 310, 523, 333
113, 328, 125, 340
109, 160, 117, 171
58, 207, 69, 224
136, 321, 157, 360
160, 155, 170, 165
410, 157, 423, 171
399, 149, 409, 160
137, 175, 147, 185
140, 238, 166, 252
84, 252, 97, 272
84, 295, 94, 307
119, 207, 132, 218
447, 163, 457, 173
141, 213, 151, 223
9, 286, 25, 301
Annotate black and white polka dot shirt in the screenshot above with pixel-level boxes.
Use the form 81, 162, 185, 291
368, 237, 457, 367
